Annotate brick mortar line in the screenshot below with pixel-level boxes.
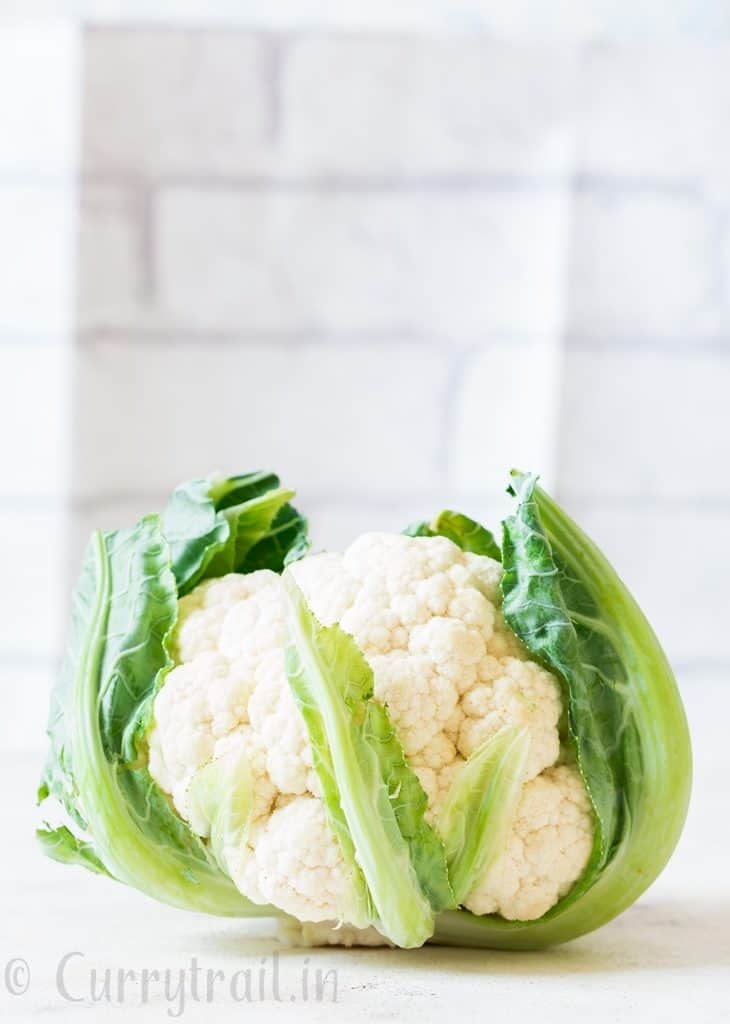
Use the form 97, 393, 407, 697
68, 329, 730, 354
79, 171, 703, 198
80, 21, 730, 46
72, 328, 549, 348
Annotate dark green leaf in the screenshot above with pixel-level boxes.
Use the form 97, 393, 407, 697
241, 502, 309, 573
501, 474, 631, 875
163, 472, 305, 594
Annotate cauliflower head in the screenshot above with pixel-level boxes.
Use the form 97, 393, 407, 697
148, 531, 593, 937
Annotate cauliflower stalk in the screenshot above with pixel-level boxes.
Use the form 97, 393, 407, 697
37, 471, 691, 951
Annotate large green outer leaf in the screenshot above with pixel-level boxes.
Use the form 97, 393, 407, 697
38, 518, 268, 917
284, 576, 453, 948
432, 475, 691, 949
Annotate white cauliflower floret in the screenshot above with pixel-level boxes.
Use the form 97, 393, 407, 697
234, 797, 356, 923
148, 531, 593, 932
410, 733, 464, 815
148, 652, 257, 822
367, 653, 459, 756
280, 920, 392, 948
462, 552, 502, 603
289, 552, 358, 625
464, 764, 593, 921
174, 571, 278, 662
457, 657, 562, 782
247, 662, 317, 796
156, 570, 317, 802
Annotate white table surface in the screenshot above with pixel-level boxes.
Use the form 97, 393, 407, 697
2, 676, 728, 1023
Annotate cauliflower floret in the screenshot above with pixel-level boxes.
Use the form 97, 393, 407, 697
457, 658, 562, 781
280, 920, 391, 948
464, 764, 593, 921
462, 552, 502, 603
235, 796, 357, 923
368, 653, 459, 756
247, 660, 317, 796
289, 552, 356, 625
174, 570, 280, 662
148, 532, 592, 931
148, 652, 257, 821
410, 733, 464, 816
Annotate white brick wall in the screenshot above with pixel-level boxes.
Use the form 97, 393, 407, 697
564, 501, 729, 667
578, 44, 730, 191
0, 344, 70, 499
281, 38, 579, 176
558, 350, 730, 500
152, 188, 570, 335
450, 339, 564, 506
0, 188, 76, 334
577, 46, 711, 183
73, 339, 450, 498
66, 26, 730, 688
0, 23, 78, 751
76, 186, 148, 329
36, 2, 730, 42
0, 510, 65, 660
1, 666, 57, 754
567, 192, 721, 340
82, 31, 273, 177
0, 24, 79, 177
5, 23, 729, 758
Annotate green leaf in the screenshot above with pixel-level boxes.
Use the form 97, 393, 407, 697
284, 575, 453, 948
431, 472, 691, 949
99, 523, 180, 763
362, 701, 454, 913
431, 510, 501, 560
241, 501, 310, 573
161, 478, 231, 595
187, 746, 254, 878
163, 472, 306, 594
402, 520, 434, 538
38, 519, 270, 917
37, 825, 110, 876
501, 474, 630, 873
403, 510, 501, 560
439, 726, 529, 904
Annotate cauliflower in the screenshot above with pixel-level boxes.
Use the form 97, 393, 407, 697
148, 531, 593, 936
40, 470, 692, 952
